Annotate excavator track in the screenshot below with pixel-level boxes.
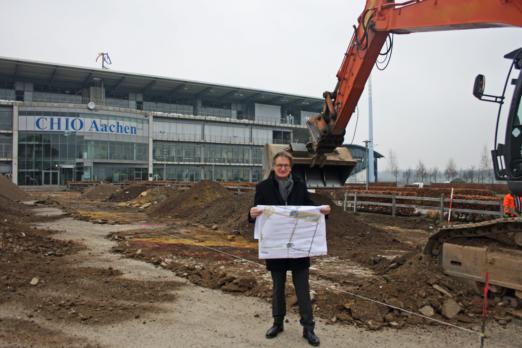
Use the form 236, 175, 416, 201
424, 218, 522, 293
425, 218, 522, 256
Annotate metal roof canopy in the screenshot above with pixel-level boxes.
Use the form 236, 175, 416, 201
0, 56, 323, 110
343, 144, 384, 159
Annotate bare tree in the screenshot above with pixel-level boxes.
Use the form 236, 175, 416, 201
468, 166, 477, 182
387, 149, 400, 184
444, 158, 458, 181
463, 166, 477, 183
430, 167, 439, 183
415, 160, 427, 183
402, 168, 412, 185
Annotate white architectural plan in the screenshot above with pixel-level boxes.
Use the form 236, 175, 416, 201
254, 205, 327, 259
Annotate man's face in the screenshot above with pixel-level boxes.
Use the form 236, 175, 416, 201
274, 156, 291, 179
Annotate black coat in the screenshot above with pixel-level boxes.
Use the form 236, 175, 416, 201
248, 171, 316, 272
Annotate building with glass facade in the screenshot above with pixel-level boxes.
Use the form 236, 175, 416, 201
0, 57, 323, 185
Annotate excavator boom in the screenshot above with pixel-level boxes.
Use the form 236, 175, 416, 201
308, 0, 522, 157
261, 0, 522, 294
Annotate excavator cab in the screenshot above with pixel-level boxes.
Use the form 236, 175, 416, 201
475, 48, 522, 194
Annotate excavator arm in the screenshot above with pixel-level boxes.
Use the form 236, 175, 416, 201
308, 0, 522, 155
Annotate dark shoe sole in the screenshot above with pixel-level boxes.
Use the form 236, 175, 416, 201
266, 328, 283, 339
303, 338, 320, 346
303, 334, 320, 346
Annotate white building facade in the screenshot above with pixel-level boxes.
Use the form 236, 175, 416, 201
0, 57, 322, 185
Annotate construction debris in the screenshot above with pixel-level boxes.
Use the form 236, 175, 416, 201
441, 298, 462, 319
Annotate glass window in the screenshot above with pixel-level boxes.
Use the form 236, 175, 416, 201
252, 147, 262, 164
0, 107, 13, 130
67, 144, 76, 160
136, 144, 148, 161
96, 142, 108, 160
272, 130, 291, 144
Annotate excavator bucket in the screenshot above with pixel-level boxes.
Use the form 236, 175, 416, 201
262, 143, 356, 188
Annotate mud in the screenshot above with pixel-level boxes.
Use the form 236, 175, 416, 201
0, 318, 102, 348
10, 180, 521, 336
106, 181, 520, 330
0, 191, 181, 347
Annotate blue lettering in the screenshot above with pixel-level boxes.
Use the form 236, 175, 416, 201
35, 117, 47, 130
89, 120, 99, 132
78, 119, 138, 135
71, 118, 84, 131
50, 117, 61, 130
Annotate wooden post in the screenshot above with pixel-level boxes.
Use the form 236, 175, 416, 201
353, 192, 358, 213
439, 194, 445, 223
343, 192, 347, 211
392, 194, 396, 217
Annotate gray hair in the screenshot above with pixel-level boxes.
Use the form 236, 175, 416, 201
272, 151, 293, 166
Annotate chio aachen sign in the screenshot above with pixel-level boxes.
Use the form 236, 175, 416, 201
19, 116, 143, 136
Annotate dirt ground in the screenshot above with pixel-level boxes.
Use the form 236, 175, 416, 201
1, 179, 521, 347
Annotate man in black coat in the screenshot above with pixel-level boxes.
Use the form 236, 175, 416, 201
249, 151, 330, 347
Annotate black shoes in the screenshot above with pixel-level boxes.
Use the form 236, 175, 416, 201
303, 328, 320, 346
265, 323, 320, 346
265, 323, 284, 338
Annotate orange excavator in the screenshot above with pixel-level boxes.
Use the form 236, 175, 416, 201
264, 0, 522, 294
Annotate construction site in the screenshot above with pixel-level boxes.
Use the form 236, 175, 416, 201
0, 175, 521, 347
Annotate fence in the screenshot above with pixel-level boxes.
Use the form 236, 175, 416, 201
340, 192, 503, 220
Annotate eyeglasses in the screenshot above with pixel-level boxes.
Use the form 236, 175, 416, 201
275, 164, 291, 168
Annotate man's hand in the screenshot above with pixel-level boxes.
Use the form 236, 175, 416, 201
250, 207, 263, 218
320, 205, 331, 215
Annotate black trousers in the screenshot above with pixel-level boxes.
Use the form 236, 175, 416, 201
270, 267, 314, 329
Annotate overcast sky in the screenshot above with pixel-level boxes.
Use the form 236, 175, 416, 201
1, 0, 521, 171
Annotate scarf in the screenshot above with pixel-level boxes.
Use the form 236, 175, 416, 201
276, 175, 294, 203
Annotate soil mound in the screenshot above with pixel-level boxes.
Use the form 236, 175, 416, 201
332, 252, 482, 328
80, 184, 119, 201
148, 182, 412, 265
310, 193, 416, 267
149, 180, 232, 217
0, 195, 28, 219
123, 186, 177, 208
148, 181, 255, 236
108, 183, 150, 202
0, 174, 30, 201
